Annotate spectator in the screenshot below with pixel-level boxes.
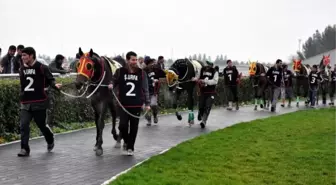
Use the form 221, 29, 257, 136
138, 56, 145, 69
13, 45, 24, 72
69, 53, 80, 72
157, 56, 165, 69
0, 45, 17, 74
48, 54, 68, 74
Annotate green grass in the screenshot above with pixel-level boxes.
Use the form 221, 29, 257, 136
109, 108, 336, 185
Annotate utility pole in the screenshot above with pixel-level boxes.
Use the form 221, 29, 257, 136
298, 39, 302, 52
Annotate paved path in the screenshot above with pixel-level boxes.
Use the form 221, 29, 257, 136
0, 104, 312, 185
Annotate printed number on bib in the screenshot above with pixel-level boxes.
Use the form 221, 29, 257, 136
273, 75, 277, 82
24, 77, 34, 92
126, 82, 136, 96
311, 77, 316, 84
228, 74, 232, 81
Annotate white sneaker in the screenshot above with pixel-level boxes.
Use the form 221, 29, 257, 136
127, 149, 134, 156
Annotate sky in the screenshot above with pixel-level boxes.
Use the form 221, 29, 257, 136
0, 0, 335, 63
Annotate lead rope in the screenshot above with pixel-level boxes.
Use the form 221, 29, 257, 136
110, 88, 149, 119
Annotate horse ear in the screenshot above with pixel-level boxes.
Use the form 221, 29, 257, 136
79, 47, 84, 56
89, 49, 94, 57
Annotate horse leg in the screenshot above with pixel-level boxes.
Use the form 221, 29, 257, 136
187, 86, 195, 126
93, 106, 99, 151
322, 83, 328, 105
172, 89, 182, 120
108, 101, 118, 140
295, 83, 300, 107
253, 87, 258, 110
95, 101, 107, 156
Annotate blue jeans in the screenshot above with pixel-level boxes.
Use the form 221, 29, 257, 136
309, 87, 318, 106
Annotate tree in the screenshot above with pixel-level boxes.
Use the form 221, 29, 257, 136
202, 54, 207, 62
197, 53, 202, 61
297, 24, 336, 59
192, 54, 197, 60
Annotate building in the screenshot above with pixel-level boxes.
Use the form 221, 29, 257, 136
302, 48, 336, 66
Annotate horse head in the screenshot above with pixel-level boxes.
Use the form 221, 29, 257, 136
165, 69, 179, 87
75, 47, 104, 90
248, 60, 258, 76
320, 54, 331, 69
293, 59, 303, 73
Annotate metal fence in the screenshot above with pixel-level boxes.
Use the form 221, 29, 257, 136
0, 72, 78, 79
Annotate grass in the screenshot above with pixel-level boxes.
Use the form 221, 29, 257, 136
109, 108, 335, 185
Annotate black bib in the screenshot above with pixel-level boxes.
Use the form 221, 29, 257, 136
200, 67, 216, 93
118, 67, 144, 107
145, 68, 157, 95
331, 71, 336, 82
20, 62, 47, 104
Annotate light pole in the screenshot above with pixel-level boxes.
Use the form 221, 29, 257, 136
298, 39, 302, 52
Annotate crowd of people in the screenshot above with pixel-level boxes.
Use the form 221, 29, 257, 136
2, 44, 335, 157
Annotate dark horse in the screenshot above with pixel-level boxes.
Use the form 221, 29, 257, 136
165, 58, 204, 125
248, 61, 271, 110
317, 54, 331, 105
74, 48, 123, 156
292, 59, 310, 107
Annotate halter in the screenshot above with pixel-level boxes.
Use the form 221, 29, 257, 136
166, 59, 190, 87
60, 55, 106, 99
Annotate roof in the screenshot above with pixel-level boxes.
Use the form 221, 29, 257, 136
302, 48, 336, 66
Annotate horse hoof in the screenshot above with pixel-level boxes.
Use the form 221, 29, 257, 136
93, 146, 98, 151
96, 148, 103, 156
114, 141, 121, 148
176, 112, 182, 120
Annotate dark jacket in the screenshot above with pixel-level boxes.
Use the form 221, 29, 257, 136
20, 61, 58, 111
48, 60, 67, 74
0, 54, 20, 73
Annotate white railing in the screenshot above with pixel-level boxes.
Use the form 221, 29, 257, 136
0, 72, 78, 78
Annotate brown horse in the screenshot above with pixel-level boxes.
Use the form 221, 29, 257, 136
292, 59, 310, 107
317, 54, 331, 105
74, 48, 123, 156
248, 61, 271, 110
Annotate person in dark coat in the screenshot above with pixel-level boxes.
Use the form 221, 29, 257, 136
0, 45, 17, 74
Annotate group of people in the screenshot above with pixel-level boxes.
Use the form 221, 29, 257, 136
8, 45, 336, 157
263, 59, 335, 112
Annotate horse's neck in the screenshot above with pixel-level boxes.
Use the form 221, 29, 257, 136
257, 64, 266, 74
302, 65, 310, 75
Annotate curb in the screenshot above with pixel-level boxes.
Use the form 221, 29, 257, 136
101, 148, 171, 185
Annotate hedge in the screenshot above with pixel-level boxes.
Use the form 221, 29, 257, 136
0, 76, 300, 135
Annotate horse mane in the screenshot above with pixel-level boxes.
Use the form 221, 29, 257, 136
256, 62, 267, 74
112, 56, 126, 67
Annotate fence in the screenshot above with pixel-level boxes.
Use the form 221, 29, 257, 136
0, 72, 78, 78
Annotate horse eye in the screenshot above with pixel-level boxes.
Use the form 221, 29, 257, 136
86, 63, 93, 70
253, 67, 256, 70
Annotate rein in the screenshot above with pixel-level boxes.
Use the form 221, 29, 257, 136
167, 60, 190, 87
60, 68, 148, 119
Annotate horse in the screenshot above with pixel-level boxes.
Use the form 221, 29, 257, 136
292, 59, 310, 107
74, 48, 123, 156
248, 61, 271, 110
317, 54, 331, 105
165, 58, 204, 125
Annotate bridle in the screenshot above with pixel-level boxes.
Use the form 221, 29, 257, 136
60, 55, 106, 99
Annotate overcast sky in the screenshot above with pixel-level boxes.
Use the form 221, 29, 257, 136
0, 0, 335, 62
